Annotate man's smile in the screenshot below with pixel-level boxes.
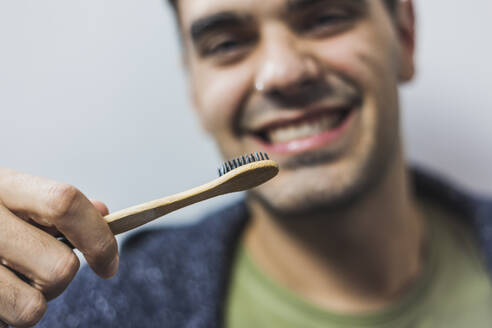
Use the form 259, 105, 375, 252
243, 99, 361, 155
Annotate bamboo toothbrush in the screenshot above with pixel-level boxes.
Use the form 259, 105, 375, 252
59, 152, 277, 245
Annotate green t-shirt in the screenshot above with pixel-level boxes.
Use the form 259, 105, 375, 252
226, 203, 492, 328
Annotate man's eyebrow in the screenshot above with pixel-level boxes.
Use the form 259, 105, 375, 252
287, 0, 366, 11
190, 12, 252, 41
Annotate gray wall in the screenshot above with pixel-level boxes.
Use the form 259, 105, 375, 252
402, 0, 492, 195
1, 0, 491, 241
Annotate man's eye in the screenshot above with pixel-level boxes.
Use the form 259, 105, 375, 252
313, 14, 348, 26
298, 11, 354, 35
199, 33, 256, 64
206, 39, 242, 55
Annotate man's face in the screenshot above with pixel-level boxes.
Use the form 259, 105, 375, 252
178, 0, 414, 216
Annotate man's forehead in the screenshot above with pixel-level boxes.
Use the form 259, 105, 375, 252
179, 0, 367, 29
179, 0, 275, 24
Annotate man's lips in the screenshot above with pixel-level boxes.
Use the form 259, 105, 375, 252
245, 105, 358, 155
245, 102, 353, 133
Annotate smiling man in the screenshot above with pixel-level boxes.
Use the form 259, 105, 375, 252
0, 0, 491, 327
186, 0, 404, 221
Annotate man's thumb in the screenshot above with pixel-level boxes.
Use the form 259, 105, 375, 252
90, 199, 110, 217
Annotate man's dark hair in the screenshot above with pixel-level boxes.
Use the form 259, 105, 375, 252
383, 0, 398, 13
167, 0, 399, 14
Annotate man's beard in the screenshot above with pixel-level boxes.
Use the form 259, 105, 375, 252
247, 127, 399, 220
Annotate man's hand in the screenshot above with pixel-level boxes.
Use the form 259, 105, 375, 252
0, 168, 119, 327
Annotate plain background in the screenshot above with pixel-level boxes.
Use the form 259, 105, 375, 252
1, 0, 491, 244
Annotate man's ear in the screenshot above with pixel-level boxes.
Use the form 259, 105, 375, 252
395, 0, 416, 82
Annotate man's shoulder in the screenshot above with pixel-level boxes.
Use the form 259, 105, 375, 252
411, 166, 492, 274
411, 165, 492, 226
37, 200, 249, 328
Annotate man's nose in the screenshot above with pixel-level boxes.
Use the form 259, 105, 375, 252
255, 31, 323, 105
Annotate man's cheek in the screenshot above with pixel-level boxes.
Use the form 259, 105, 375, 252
315, 28, 395, 91
193, 66, 253, 133
317, 44, 377, 90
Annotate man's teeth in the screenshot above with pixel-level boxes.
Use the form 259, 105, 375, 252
267, 112, 345, 144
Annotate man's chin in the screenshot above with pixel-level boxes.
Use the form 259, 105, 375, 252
280, 148, 345, 170
248, 178, 372, 220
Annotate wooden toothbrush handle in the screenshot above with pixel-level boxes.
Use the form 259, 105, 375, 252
56, 159, 278, 249
106, 187, 223, 235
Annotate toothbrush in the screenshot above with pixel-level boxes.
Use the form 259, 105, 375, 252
59, 152, 277, 245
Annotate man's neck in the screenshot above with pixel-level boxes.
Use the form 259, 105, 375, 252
244, 157, 427, 314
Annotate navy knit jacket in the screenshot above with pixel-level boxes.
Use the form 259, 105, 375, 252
37, 169, 492, 327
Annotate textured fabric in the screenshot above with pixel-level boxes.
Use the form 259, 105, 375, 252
38, 202, 249, 328
225, 201, 492, 328
37, 168, 492, 328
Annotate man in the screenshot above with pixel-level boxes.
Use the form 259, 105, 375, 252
0, 0, 491, 327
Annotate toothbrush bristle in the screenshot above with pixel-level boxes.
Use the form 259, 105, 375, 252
218, 152, 271, 177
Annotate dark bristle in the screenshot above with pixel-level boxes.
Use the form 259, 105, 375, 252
218, 152, 271, 176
